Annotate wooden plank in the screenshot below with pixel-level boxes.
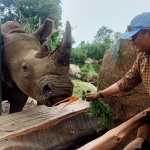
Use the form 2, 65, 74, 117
0, 100, 98, 150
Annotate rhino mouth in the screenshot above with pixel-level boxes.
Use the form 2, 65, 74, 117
37, 76, 73, 106
41, 82, 73, 107
44, 95, 71, 107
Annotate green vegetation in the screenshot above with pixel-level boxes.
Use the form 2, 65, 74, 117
81, 64, 96, 73
88, 100, 111, 131
1, 0, 122, 60
79, 64, 97, 81
1, 0, 62, 28
71, 26, 122, 62
1, 0, 62, 50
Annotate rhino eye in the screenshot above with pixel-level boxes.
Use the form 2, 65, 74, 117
22, 62, 31, 76
22, 66, 28, 72
22, 62, 30, 73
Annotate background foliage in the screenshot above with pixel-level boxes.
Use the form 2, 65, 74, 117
1, 0, 62, 28
81, 64, 96, 73
72, 27, 122, 62
0, 0, 62, 49
1, 0, 122, 61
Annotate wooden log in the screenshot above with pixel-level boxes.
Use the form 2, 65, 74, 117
77, 107, 150, 150
122, 137, 144, 150
137, 122, 150, 141
123, 122, 150, 150
123, 121, 150, 150
0, 100, 98, 150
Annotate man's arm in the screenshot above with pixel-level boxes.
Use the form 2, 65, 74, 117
86, 83, 120, 100
86, 55, 142, 100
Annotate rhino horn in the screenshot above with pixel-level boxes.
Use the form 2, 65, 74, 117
62, 21, 72, 49
50, 21, 72, 70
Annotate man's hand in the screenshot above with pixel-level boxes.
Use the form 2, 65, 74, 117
86, 92, 100, 101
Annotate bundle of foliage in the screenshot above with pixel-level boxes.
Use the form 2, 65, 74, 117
88, 99, 111, 131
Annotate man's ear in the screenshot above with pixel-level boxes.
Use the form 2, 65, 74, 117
147, 30, 150, 40
149, 30, 150, 36
147, 30, 150, 43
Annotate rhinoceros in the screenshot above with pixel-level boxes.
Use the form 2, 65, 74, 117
1, 18, 74, 113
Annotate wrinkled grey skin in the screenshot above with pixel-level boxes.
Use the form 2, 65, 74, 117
1, 19, 74, 113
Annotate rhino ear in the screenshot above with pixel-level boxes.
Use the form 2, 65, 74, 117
33, 19, 54, 40
1, 31, 7, 40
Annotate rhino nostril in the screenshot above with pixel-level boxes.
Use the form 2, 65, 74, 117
43, 84, 52, 97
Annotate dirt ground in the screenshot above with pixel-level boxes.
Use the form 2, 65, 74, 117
2, 98, 37, 115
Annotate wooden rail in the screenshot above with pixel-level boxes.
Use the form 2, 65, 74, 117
77, 107, 150, 150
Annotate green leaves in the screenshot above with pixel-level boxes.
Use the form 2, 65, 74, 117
1, 0, 62, 29
94, 26, 113, 43
71, 47, 88, 62
81, 64, 96, 73
1, 0, 63, 50
88, 99, 111, 131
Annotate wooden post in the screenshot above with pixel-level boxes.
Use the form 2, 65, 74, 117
0, 10, 2, 115
39, 17, 42, 27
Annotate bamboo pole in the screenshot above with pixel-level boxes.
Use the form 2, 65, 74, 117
123, 137, 144, 150
77, 107, 150, 150
123, 122, 150, 150
0, 10, 2, 115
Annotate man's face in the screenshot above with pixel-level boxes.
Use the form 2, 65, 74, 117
130, 30, 150, 52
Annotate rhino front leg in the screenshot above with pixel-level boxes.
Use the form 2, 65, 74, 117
8, 90, 28, 113
3, 86, 28, 114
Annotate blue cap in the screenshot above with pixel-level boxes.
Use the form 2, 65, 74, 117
120, 12, 150, 39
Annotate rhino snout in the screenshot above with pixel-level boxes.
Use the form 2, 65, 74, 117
43, 84, 52, 99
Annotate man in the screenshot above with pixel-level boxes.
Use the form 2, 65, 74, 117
86, 12, 150, 101
77, 12, 150, 150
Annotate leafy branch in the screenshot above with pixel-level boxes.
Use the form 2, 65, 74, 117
88, 99, 111, 131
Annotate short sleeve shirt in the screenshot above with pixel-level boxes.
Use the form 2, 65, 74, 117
117, 52, 150, 94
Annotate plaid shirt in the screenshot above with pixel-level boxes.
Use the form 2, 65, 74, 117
117, 52, 150, 94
